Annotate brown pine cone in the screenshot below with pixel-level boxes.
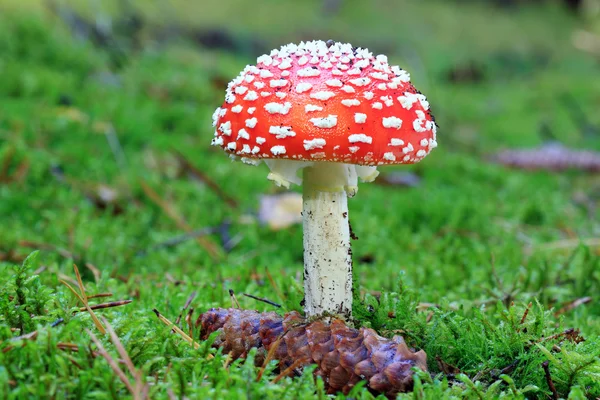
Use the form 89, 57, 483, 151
196, 308, 427, 398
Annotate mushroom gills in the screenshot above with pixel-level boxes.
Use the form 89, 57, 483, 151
265, 159, 379, 195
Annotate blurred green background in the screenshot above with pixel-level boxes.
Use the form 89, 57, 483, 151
1, 0, 600, 398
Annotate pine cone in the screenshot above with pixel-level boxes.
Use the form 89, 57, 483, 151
196, 308, 427, 398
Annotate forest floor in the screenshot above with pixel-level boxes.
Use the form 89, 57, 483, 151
1, 0, 600, 398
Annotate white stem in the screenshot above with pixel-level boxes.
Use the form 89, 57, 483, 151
302, 163, 353, 319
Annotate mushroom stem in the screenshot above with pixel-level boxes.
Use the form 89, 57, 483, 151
302, 162, 353, 319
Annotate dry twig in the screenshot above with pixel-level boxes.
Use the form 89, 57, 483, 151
541, 361, 559, 400
140, 180, 222, 259
242, 293, 281, 308
554, 297, 592, 317
174, 151, 239, 209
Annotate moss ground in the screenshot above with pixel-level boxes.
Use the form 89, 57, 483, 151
1, 0, 599, 398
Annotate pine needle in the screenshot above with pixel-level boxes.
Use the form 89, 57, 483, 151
152, 308, 203, 353
87, 329, 134, 393
60, 264, 106, 334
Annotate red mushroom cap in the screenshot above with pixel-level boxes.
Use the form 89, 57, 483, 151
212, 40, 437, 166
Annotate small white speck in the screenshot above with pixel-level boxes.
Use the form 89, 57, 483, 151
416, 149, 427, 157
219, 121, 232, 136
298, 56, 308, 66
342, 99, 360, 107
341, 85, 355, 93
269, 126, 296, 138
354, 113, 367, 123
377, 83, 387, 91
270, 79, 288, 88
261, 92, 271, 97
264, 102, 292, 114
397, 93, 418, 109
257, 55, 273, 66
310, 152, 326, 159
381, 96, 394, 107
364, 91, 374, 100
237, 129, 250, 140
278, 58, 293, 69
225, 93, 236, 104
394, 69, 411, 82
271, 145, 286, 155
389, 138, 404, 146
240, 144, 251, 154
349, 77, 371, 86
248, 107, 256, 114
354, 59, 369, 69
303, 138, 326, 150
333, 145, 340, 150
420, 138, 429, 146
253, 81, 265, 89
310, 115, 338, 128
234, 86, 248, 95
244, 75, 255, 83
305, 104, 323, 113
231, 105, 243, 113
413, 110, 428, 132
383, 152, 396, 161
211, 136, 224, 146
331, 69, 343, 76
281, 70, 290, 77
349, 146, 360, 153
382, 116, 402, 129
429, 139, 438, 149
252, 146, 260, 154
347, 68, 361, 75
227, 142, 237, 151
297, 67, 321, 77
371, 72, 389, 81
372, 102, 383, 110
310, 91, 336, 100
402, 143, 414, 153
256, 137, 266, 144
275, 92, 287, 99
244, 91, 258, 101
403, 154, 411, 161
413, 119, 427, 132
259, 69, 274, 78
296, 82, 312, 93
417, 94, 430, 110
325, 79, 343, 87
245, 118, 258, 128
348, 134, 372, 144
212, 107, 221, 127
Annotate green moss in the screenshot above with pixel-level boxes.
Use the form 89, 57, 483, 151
1, 1, 599, 398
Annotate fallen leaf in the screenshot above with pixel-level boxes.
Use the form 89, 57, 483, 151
492, 142, 600, 172
258, 192, 303, 230
375, 172, 421, 188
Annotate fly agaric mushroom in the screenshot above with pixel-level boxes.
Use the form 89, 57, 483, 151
212, 40, 437, 319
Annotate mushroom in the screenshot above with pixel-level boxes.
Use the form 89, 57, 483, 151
212, 40, 437, 319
